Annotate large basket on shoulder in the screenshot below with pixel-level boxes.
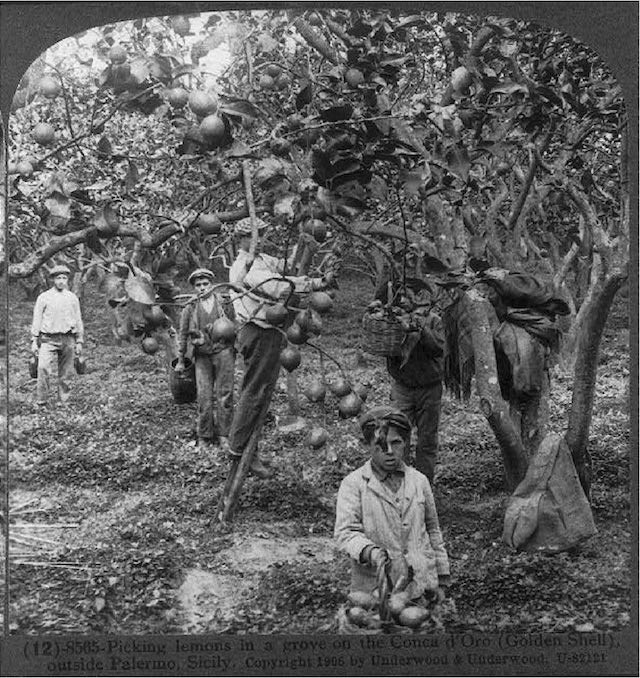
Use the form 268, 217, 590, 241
361, 314, 407, 357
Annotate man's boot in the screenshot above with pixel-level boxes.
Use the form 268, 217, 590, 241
248, 454, 273, 479
228, 450, 273, 479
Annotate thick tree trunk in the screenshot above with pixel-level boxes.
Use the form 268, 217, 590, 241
564, 274, 626, 496
509, 367, 550, 459
563, 252, 601, 360
462, 290, 529, 489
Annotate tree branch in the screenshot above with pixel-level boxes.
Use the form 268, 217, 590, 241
9, 225, 98, 277
324, 17, 353, 47
242, 160, 259, 259
291, 16, 339, 65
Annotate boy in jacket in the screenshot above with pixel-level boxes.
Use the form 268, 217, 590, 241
175, 268, 235, 450
334, 406, 450, 602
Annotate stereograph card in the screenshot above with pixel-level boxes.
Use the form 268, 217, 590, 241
0, 2, 636, 676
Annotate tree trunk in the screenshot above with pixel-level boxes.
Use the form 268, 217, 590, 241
462, 290, 529, 489
509, 367, 550, 459
287, 372, 301, 415
563, 251, 601, 361
450, 210, 467, 269
564, 273, 626, 496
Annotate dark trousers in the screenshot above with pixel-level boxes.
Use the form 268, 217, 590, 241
194, 348, 235, 442
390, 379, 443, 482
228, 323, 284, 454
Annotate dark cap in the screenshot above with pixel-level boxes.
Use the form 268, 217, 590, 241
359, 406, 411, 438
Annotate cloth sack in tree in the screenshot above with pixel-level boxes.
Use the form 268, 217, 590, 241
504, 308, 562, 350
481, 271, 570, 317
503, 433, 597, 552
494, 321, 546, 399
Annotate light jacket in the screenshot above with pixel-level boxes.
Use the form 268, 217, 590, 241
229, 250, 317, 328
334, 460, 450, 598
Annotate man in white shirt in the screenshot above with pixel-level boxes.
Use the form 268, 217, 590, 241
227, 217, 329, 477
30, 265, 84, 407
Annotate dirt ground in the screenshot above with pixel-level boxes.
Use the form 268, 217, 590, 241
5, 274, 632, 635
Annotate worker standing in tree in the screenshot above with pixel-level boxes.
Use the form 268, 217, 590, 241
175, 268, 235, 452
30, 265, 84, 407
227, 217, 331, 478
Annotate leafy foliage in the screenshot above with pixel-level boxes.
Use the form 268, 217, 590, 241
7, 9, 625, 291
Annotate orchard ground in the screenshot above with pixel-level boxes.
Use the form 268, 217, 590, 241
7, 273, 632, 634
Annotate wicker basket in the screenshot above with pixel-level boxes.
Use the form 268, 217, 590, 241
168, 357, 196, 404
361, 314, 407, 357
336, 604, 439, 635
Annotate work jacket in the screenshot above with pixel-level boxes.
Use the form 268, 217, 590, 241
387, 311, 444, 388
178, 294, 231, 357
334, 460, 450, 598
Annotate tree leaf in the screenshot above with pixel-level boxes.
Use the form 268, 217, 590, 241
98, 273, 127, 299
124, 161, 139, 191
394, 15, 425, 30
227, 140, 252, 158
97, 136, 113, 158
44, 193, 71, 225
125, 274, 156, 305
130, 59, 150, 85
85, 230, 103, 255
296, 80, 313, 110
376, 92, 392, 114
422, 255, 451, 274
445, 145, 471, 182
401, 164, 431, 195
499, 40, 519, 57
148, 55, 172, 82
319, 104, 353, 122
220, 99, 261, 119
368, 175, 388, 201
254, 158, 286, 187
490, 82, 529, 96
273, 193, 300, 221
93, 204, 120, 232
